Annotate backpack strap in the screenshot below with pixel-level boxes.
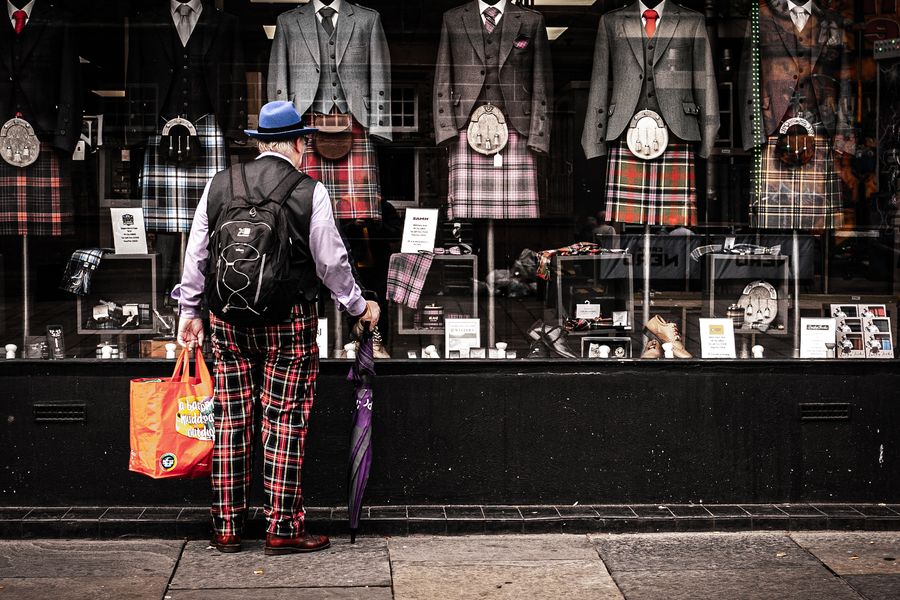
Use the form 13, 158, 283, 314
269, 170, 307, 206
230, 163, 248, 202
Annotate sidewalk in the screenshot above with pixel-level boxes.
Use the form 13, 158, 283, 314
1, 532, 898, 599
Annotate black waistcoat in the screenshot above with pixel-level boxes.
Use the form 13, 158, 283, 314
161, 22, 213, 121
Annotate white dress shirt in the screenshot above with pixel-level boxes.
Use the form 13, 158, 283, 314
788, 0, 813, 32
639, 1, 665, 28
7, 0, 35, 30
170, 0, 203, 39
478, 0, 507, 26
313, 0, 342, 27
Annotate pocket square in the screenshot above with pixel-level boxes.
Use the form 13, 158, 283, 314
513, 36, 530, 49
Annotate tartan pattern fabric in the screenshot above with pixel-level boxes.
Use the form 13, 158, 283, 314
751, 134, 842, 230
302, 116, 382, 221
209, 305, 319, 538
140, 114, 226, 233
386, 251, 435, 310
59, 248, 113, 295
606, 140, 697, 226
448, 130, 540, 220
0, 145, 73, 236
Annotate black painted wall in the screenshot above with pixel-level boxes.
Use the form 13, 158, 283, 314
1, 360, 898, 507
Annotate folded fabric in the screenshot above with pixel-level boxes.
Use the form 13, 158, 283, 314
536, 242, 620, 281
386, 252, 435, 310
60, 248, 114, 296
690, 244, 781, 262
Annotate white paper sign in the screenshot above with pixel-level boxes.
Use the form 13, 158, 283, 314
316, 318, 328, 359
800, 318, 836, 359
699, 318, 736, 359
110, 208, 148, 255
444, 318, 481, 359
401, 208, 439, 254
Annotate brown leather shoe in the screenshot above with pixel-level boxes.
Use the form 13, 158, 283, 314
212, 534, 242, 553
644, 315, 692, 358
265, 532, 331, 555
640, 339, 661, 359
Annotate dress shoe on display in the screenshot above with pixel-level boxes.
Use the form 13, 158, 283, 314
643, 315, 692, 359
640, 339, 661, 359
265, 532, 331, 555
527, 339, 550, 358
527, 320, 577, 359
212, 534, 242, 553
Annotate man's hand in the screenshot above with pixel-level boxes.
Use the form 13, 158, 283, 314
177, 317, 205, 350
357, 300, 381, 330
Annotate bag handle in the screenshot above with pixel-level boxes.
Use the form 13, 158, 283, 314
172, 348, 213, 388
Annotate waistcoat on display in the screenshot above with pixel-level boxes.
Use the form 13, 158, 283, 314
161, 24, 213, 121
638, 31, 662, 116
6, 32, 35, 127
780, 28, 820, 124
312, 21, 349, 115
475, 17, 505, 111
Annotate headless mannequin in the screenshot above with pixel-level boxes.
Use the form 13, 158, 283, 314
643, 0, 662, 8
320, 0, 335, 5
483, 0, 501, 4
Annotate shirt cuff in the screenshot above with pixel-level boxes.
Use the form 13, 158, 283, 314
347, 295, 367, 318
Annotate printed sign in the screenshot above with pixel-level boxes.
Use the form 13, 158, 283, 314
175, 395, 215, 441
800, 318, 837, 358
317, 318, 328, 359
110, 207, 149, 254
401, 208, 439, 254
699, 318, 736, 359
444, 318, 481, 359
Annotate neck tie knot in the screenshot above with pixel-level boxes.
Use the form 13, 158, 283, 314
12, 9, 26, 35
319, 6, 336, 36
319, 6, 336, 19
643, 9, 659, 38
792, 6, 809, 30
178, 4, 192, 17
484, 6, 500, 34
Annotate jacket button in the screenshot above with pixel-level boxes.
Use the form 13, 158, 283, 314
598, 124, 603, 128
438, 93, 443, 98
648, 45, 654, 50
598, 109, 603, 114
378, 120, 383, 125
379, 91, 385, 96
480, 70, 485, 75
439, 109, 444, 113
379, 105, 384, 110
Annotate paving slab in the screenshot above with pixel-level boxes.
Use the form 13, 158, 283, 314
791, 532, 900, 575
843, 575, 900, 600
0, 540, 183, 578
165, 588, 394, 600
168, 538, 391, 590
590, 532, 820, 572
392, 560, 624, 600
388, 534, 598, 563
0, 576, 172, 600
611, 567, 864, 600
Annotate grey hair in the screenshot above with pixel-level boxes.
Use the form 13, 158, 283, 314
256, 139, 298, 155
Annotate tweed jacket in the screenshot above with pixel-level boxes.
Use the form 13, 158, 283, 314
0, 0, 82, 153
126, 2, 247, 141
267, 1, 392, 142
581, 2, 719, 159
739, 0, 854, 151
433, 1, 553, 154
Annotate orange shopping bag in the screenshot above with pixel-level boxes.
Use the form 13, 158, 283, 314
129, 349, 215, 479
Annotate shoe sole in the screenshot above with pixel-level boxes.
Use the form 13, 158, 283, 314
642, 327, 693, 359
213, 543, 242, 553
264, 541, 331, 556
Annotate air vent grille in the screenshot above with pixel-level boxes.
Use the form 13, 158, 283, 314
799, 403, 851, 422
33, 403, 86, 423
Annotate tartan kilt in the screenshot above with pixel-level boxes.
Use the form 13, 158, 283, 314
751, 135, 842, 230
302, 117, 382, 221
141, 114, 226, 233
0, 144, 73, 237
448, 130, 540, 220
606, 139, 697, 227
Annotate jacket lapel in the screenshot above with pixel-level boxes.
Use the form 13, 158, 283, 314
808, 5, 825, 72
462, 1, 485, 65
199, 1, 220, 57
0, 14, 13, 73
651, 3, 681, 67
498, 3, 522, 68
770, 4, 800, 65
297, 2, 320, 66
16, 0, 49, 67
621, 9, 644, 69
335, 1, 355, 67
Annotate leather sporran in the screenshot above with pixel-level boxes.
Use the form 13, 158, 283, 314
467, 103, 509, 156
775, 117, 816, 168
160, 117, 201, 165
1, 117, 40, 168
310, 113, 353, 160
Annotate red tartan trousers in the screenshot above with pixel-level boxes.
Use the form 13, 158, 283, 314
209, 304, 319, 538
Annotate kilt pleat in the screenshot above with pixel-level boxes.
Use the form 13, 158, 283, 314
448, 130, 540, 220
605, 139, 697, 227
751, 135, 842, 230
141, 114, 226, 233
0, 145, 73, 237
302, 117, 382, 221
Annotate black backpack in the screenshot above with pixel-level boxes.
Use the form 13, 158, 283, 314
205, 164, 307, 326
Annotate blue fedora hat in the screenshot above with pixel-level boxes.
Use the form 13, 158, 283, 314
245, 101, 318, 140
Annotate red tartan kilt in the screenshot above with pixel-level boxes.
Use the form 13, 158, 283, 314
0, 144, 73, 237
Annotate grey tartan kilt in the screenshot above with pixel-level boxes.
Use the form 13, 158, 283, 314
140, 114, 226, 233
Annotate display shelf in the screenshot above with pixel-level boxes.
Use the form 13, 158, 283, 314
704, 253, 791, 336
76, 254, 158, 336
551, 252, 635, 332
396, 254, 478, 336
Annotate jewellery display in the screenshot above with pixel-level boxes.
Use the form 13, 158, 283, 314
0, 117, 40, 168
736, 281, 779, 332
582, 337, 631, 359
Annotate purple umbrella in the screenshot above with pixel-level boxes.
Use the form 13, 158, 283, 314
347, 325, 375, 543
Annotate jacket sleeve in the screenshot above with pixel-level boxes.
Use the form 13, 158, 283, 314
54, 18, 82, 153
368, 12, 392, 142
581, 16, 611, 159
527, 14, 552, 154
693, 16, 719, 159
833, 24, 856, 155
433, 14, 457, 146
224, 16, 248, 140
736, 19, 757, 151
267, 14, 290, 103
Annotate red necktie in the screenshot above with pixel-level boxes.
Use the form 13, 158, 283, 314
12, 10, 26, 35
643, 9, 658, 39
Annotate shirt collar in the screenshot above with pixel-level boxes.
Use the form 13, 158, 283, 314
478, 0, 507, 17
639, 1, 664, 19
170, 0, 202, 16
257, 151, 298, 167
787, 0, 813, 13
8, 0, 36, 21
313, 0, 342, 15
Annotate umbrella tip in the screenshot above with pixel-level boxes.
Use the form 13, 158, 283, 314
350, 531, 357, 544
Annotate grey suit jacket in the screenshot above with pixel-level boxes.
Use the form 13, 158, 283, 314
434, 1, 552, 154
267, 1, 392, 141
581, 2, 719, 159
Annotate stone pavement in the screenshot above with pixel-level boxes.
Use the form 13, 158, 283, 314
0, 532, 898, 599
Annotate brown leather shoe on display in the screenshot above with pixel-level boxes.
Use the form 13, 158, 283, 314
265, 532, 331, 555
643, 315, 692, 359
640, 339, 661, 359
212, 534, 242, 553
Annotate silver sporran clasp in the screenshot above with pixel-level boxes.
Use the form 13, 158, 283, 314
467, 103, 509, 156
626, 110, 669, 160
1, 117, 40, 168
160, 117, 200, 165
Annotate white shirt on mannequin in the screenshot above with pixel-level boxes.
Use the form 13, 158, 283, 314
170, 0, 202, 38
787, 0, 813, 32
7, 0, 35, 30
313, 0, 343, 27
478, 0, 507, 27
